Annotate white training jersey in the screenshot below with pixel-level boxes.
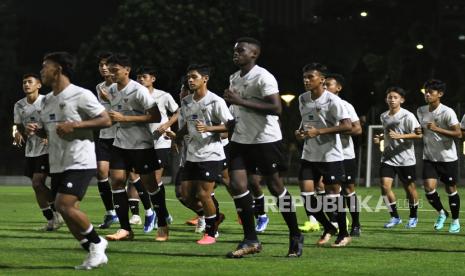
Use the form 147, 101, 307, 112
380, 108, 420, 166
13, 95, 48, 157
461, 114, 465, 130
299, 90, 349, 162
417, 104, 459, 162
341, 100, 359, 160
110, 80, 157, 150
96, 81, 117, 139
148, 89, 179, 149
179, 91, 234, 162
229, 65, 282, 144
40, 84, 105, 173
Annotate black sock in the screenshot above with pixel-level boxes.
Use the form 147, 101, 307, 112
425, 190, 447, 214
345, 193, 360, 227
113, 190, 131, 231
449, 192, 460, 220
409, 202, 418, 218
80, 239, 90, 252
149, 185, 169, 227
205, 215, 217, 237
97, 179, 114, 211
82, 225, 101, 244
42, 207, 54, 221
335, 195, 348, 236
277, 190, 300, 237
254, 194, 265, 217
211, 193, 220, 218
128, 199, 140, 215
388, 202, 399, 218
302, 193, 334, 231
234, 192, 258, 241
132, 178, 152, 210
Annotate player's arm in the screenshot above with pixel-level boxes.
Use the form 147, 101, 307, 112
223, 89, 282, 116
388, 128, 423, 140
109, 105, 161, 124
427, 122, 462, 139
304, 118, 351, 138
343, 120, 362, 136
157, 108, 179, 134
56, 111, 112, 137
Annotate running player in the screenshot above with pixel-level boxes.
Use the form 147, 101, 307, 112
417, 79, 462, 233
28, 51, 111, 269
374, 86, 421, 229
224, 37, 303, 257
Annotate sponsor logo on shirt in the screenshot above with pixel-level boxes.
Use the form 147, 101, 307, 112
49, 114, 56, 121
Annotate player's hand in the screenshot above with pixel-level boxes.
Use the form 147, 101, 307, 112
426, 121, 438, 132
41, 138, 48, 145
304, 125, 320, 138
165, 130, 176, 140
98, 86, 111, 102
295, 129, 305, 140
14, 131, 25, 147
156, 123, 169, 134
415, 128, 423, 135
373, 134, 380, 144
108, 110, 125, 122
388, 129, 402, 140
223, 88, 243, 105
195, 120, 209, 133
26, 123, 40, 136
56, 121, 76, 137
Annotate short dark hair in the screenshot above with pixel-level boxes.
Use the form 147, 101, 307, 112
326, 73, 345, 87
424, 79, 446, 93
22, 73, 41, 82
107, 53, 131, 67
136, 66, 157, 77
187, 63, 211, 76
385, 86, 406, 98
43, 51, 76, 79
236, 37, 261, 49
302, 62, 329, 76
96, 51, 113, 62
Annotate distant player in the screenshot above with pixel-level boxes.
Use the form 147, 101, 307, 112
94, 51, 119, 229
28, 51, 111, 269
13, 73, 63, 231
374, 87, 421, 229
417, 79, 461, 233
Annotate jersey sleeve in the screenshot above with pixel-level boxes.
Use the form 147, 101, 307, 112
79, 90, 106, 118
165, 94, 179, 113
136, 87, 157, 111
461, 115, 465, 130
258, 72, 279, 97
214, 98, 234, 124
331, 97, 350, 122
445, 108, 459, 127
346, 102, 359, 123
406, 112, 421, 132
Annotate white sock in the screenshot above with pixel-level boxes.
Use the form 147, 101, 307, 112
309, 215, 317, 223
145, 209, 154, 217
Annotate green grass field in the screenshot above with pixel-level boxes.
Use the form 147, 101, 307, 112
1, 185, 465, 275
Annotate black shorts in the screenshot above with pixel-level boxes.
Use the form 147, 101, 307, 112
95, 138, 114, 162
51, 169, 96, 200
182, 161, 223, 182
25, 155, 49, 178
298, 160, 345, 185
155, 148, 171, 169
229, 141, 287, 175
422, 160, 458, 186
222, 143, 231, 169
380, 163, 417, 184
110, 146, 160, 174
343, 158, 357, 185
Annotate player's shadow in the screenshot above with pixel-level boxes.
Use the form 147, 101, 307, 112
350, 245, 465, 253
0, 264, 73, 270
109, 248, 223, 258
0, 234, 70, 240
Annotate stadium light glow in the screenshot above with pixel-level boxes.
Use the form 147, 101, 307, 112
281, 94, 296, 107
458, 35, 465, 41
416, 44, 424, 50
360, 11, 368, 17
420, 88, 425, 94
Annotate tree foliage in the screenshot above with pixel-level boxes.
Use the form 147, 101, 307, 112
77, 0, 263, 93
